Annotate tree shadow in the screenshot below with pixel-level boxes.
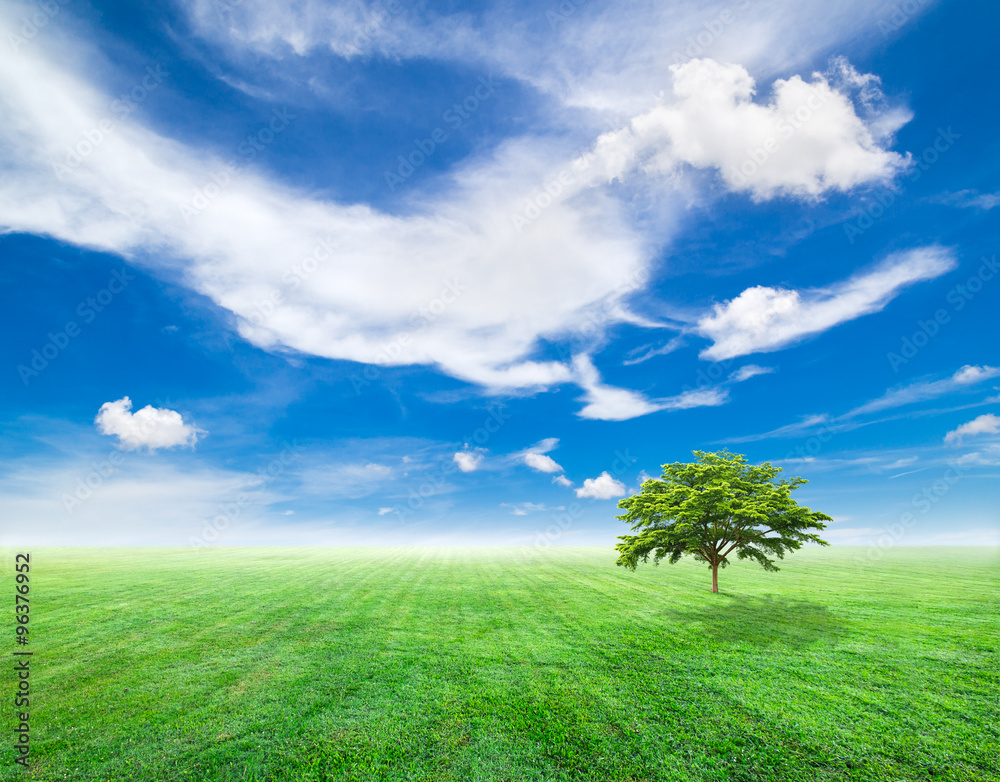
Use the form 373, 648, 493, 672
661, 595, 848, 649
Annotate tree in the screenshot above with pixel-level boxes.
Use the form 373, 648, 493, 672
614, 450, 831, 593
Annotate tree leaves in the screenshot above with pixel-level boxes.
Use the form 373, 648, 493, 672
614, 450, 831, 589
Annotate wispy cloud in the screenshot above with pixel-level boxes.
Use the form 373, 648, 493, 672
730, 365, 999, 443
851, 365, 999, 416
729, 364, 775, 382
696, 246, 955, 361
931, 190, 1000, 211
622, 336, 685, 366
297, 461, 393, 500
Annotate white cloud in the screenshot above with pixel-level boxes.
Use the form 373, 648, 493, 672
573, 354, 727, 421
572, 354, 664, 421
933, 190, 1000, 210
731, 366, 1000, 444
729, 364, 775, 382
95, 397, 203, 451
519, 438, 565, 474
552, 475, 573, 487
453, 449, 485, 472
953, 365, 998, 385
697, 246, 956, 360
575, 471, 628, 500
945, 414, 1000, 445
524, 452, 563, 473
590, 57, 909, 199
377, 507, 395, 515
664, 386, 731, 410
852, 365, 1000, 416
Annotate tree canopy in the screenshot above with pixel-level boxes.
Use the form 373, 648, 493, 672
614, 450, 831, 592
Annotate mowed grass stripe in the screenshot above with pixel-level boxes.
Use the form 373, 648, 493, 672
1, 546, 996, 781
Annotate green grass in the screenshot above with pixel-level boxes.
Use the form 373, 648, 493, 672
2, 546, 998, 781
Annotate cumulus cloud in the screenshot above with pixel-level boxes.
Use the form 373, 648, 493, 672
453, 449, 486, 473
696, 246, 955, 360
590, 58, 909, 200
944, 414, 1000, 445
95, 397, 203, 451
575, 471, 627, 500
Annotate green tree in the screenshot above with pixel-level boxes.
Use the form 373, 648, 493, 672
615, 450, 831, 592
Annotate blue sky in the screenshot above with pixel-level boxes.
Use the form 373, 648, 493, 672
0, 0, 997, 548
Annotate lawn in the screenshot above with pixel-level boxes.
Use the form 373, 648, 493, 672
2, 545, 998, 781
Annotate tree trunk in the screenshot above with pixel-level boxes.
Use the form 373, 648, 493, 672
711, 562, 719, 593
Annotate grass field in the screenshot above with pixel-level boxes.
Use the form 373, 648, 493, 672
2, 545, 998, 781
